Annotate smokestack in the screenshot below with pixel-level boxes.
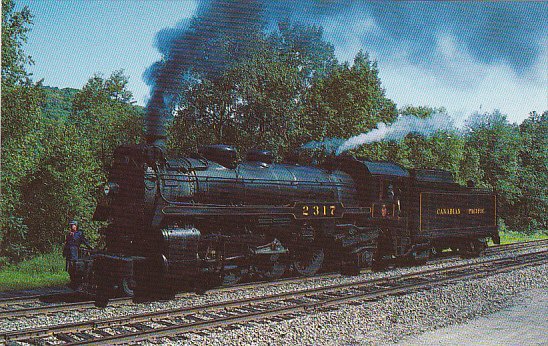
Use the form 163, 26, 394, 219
145, 91, 167, 147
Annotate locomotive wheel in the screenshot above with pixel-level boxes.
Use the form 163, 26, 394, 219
256, 255, 287, 280
292, 248, 324, 277
118, 278, 135, 297
222, 264, 248, 285
341, 255, 360, 276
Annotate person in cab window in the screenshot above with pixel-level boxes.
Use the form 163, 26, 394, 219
386, 184, 395, 201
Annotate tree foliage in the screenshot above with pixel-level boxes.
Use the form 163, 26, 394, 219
1, 0, 33, 85
303, 50, 397, 142
463, 111, 524, 231
169, 26, 396, 160
515, 111, 548, 232
70, 70, 143, 170
1, 0, 45, 260
1, 1, 142, 261
170, 22, 339, 157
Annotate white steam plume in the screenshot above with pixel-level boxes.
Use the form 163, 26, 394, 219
302, 113, 455, 155
336, 113, 454, 154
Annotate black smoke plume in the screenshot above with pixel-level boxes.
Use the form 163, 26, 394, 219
143, 0, 266, 145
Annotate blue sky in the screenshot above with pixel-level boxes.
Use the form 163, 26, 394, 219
16, 0, 198, 103
16, 1, 547, 124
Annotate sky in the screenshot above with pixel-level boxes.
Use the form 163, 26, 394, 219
16, 0, 548, 125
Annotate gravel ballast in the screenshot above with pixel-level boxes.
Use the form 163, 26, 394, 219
168, 263, 547, 345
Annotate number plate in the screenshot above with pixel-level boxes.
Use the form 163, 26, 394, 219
294, 203, 344, 219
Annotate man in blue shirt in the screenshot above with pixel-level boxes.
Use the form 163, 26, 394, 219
63, 220, 92, 263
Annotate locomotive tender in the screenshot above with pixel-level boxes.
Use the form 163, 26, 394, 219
73, 138, 499, 303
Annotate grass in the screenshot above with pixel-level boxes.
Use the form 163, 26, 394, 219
0, 249, 69, 292
496, 230, 548, 245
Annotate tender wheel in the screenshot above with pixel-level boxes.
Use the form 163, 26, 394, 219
408, 248, 430, 265
462, 239, 487, 258
292, 248, 324, 277
222, 264, 248, 285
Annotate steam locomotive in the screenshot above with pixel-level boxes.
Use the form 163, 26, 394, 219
69, 139, 499, 305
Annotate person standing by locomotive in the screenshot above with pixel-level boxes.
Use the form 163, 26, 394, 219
63, 220, 92, 266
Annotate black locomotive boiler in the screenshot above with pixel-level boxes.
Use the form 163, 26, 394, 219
70, 139, 499, 304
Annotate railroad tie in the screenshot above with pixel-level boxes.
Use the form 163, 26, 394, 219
155, 319, 176, 326
201, 312, 223, 319
91, 329, 112, 337
184, 314, 206, 322
11, 339, 46, 346
54, 333, 80, 343
72, 332, 95, 341
240, 305, 263, 312
131, 322, 154, 331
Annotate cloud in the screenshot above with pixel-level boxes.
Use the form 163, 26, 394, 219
311, 2, 547, 123
376, 33, 547, 125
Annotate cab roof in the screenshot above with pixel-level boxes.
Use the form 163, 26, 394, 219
359, 160, 410, 177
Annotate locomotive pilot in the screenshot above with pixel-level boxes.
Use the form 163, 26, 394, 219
63, 220, 92, 265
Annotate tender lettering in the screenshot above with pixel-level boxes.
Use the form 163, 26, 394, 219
435, 208, 486, 215
467, 208, 485, 214
436, 208, 461, 215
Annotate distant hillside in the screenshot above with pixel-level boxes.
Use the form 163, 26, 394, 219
40, 85, 79, 119
40, 85, 145, 120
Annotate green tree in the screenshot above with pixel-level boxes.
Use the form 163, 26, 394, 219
19, 121, 103, 251
458, 144, 487, 187
397, 130, 464, 174
70, 70, 143, 170
1, 0, 45, 260
399, 105, 447, 119
40, 86, 80, 120
1, 0, 33, 85
464, 110, 522, 230
171, 21, 338, 157
303, 50, 397, 144
515, 111, 548, 232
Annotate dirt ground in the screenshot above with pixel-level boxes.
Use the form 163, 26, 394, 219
400, 289, 548, 346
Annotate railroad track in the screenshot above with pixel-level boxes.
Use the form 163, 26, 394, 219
0, 239, 546, 320
482, 238, 547, 254
2, 246, 546, 345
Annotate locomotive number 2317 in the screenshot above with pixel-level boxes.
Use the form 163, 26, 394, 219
295, 203, 343, 219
